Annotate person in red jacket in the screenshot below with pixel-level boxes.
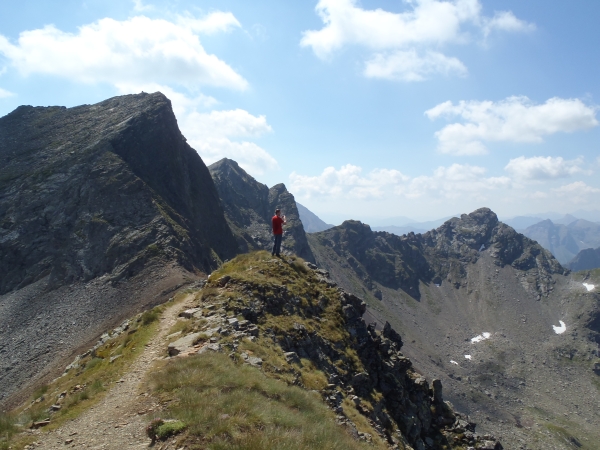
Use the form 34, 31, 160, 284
271, 209, 286, 257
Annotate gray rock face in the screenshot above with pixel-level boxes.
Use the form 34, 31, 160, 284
0, 92, 238, 407
208, 158, 314, 262
0, 92, 237, 294
168, 332, 204, 356
310, 208, 564, 301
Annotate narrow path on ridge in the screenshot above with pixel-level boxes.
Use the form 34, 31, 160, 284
33, 295, 194, 450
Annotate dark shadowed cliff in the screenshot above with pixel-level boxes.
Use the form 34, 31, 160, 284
208, 158, 314, 262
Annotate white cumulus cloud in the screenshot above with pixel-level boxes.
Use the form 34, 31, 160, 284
425, 96, 599, 155
290, 163, 509, 201
0, 15, 247, 90
505, 156, 586, 181
301, 0, 533, 81
290, 165, 409, 199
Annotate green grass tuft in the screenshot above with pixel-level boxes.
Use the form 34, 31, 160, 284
156, 420, 186, 439
141, 309, 160, 325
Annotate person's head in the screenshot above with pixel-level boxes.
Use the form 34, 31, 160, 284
275, 209, 281, 216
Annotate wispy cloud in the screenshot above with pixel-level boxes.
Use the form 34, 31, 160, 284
0, 87, 15, 98
290, 163, 508, 201
505, 156, 586, 181
290, 164, 408, 199
364, 49, 467, 82
552, 181, 600, 204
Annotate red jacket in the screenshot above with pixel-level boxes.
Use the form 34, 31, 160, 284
272, 215, 284, 235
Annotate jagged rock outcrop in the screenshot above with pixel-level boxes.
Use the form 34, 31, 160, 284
208, 158, 314, 262
0, 92, 238, 407
166, 252, 502, 449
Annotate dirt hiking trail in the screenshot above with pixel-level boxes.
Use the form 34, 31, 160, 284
29, 295, 194, 450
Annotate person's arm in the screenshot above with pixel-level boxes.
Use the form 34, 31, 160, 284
282, 215, 287, 224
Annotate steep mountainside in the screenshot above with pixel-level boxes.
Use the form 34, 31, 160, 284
296, 202, 334, 232
523, 219, 600, 264
208, 158, 314, 262
0, 93, 238, 407
567, 247, 600, 271
309, 208, 600, 450
156, 252, 502, 449
1, 252, 504, 450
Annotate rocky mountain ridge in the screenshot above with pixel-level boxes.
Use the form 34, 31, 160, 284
0, 92, 238, 406
2, 92, 598, 449
566, 247, 600, 271
308, 208, 600, 449
208, 158, 314, 262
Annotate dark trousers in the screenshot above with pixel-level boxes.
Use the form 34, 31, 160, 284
272, 233, 282, 255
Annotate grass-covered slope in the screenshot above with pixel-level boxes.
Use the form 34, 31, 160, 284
2, 252, 504, 450
146, 251, 501, 450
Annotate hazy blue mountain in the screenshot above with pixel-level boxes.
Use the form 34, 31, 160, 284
502, 216, 544, 230
571, 209, 600, 222
553, 214, 579, 225
367, 215, 416, 227
522, 218, 600, 264
296, 202, 334, 232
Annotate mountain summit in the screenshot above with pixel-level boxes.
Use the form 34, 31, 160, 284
0, 93, 237, 405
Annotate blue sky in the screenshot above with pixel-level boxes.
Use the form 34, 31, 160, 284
1, 0, 599, 224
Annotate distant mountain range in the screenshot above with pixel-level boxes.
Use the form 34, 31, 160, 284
301, 208, 600, 269
521, 219, 600, 265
